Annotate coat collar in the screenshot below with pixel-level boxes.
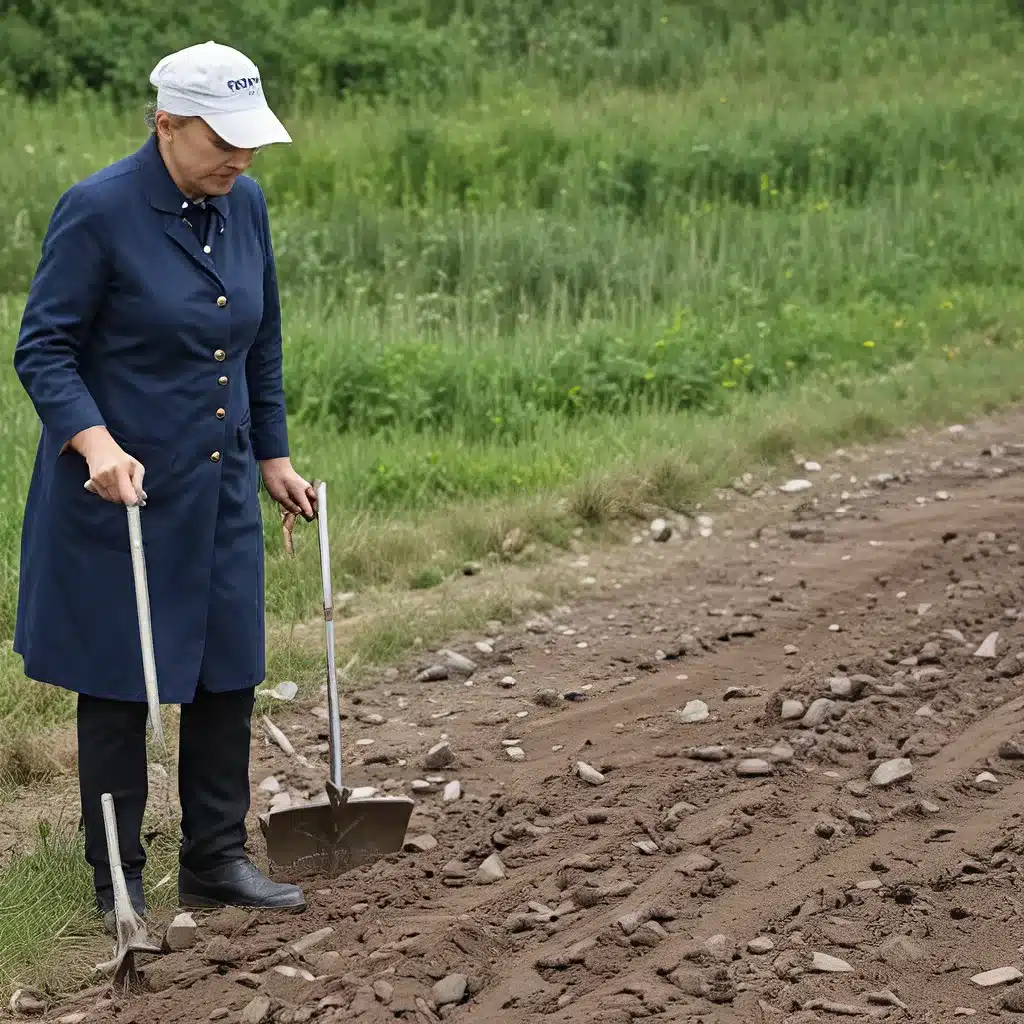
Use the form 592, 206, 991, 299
137, 134, 230, 220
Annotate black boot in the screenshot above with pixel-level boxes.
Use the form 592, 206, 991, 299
77, 694, 150, 924
178, 857, 306, 910
177, 685, 306, 912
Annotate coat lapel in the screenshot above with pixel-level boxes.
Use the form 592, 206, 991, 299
136, 135, 230, 290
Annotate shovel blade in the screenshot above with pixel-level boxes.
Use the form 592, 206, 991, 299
260, 796, 414, 882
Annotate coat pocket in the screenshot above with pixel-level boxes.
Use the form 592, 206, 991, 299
54, 438, 176, 552
237, 423, 258, 502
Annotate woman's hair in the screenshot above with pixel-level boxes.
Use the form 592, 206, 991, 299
144, 101, 194, 134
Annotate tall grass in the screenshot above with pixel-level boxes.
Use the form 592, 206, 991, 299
1, 1, 1024, 659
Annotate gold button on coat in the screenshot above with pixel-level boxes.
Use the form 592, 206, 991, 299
214, 349, 226, 361
216, 408, 226, 419
218, 375, 228, 385
210, 451, 221, 462
216, 296, 227, 307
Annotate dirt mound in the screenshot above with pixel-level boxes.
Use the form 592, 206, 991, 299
22, 416, 1024, 1024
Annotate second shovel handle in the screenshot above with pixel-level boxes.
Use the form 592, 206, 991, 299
314, 481, 343, 790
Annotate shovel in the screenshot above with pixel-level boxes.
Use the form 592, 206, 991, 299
94, 793, 162, 992
261, 479, 414, 881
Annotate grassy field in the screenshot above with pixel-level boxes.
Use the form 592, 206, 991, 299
4, 0, 1024, 996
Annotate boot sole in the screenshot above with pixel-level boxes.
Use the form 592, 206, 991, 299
178, 893, 308, 912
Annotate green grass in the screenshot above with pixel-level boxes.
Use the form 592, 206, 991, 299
5, 0, 1024, 995
0, 816, 183, 996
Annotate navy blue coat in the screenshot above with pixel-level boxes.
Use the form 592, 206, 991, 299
13, 134, 289, 704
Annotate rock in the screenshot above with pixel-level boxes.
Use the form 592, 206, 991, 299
439, 649, 477, 675
650, 518, 673, 542
780, 479, 813, 493
723, 685, 761, 700
748, 936, 775, 955
736, 758, 773, 777
404, 834, 438, 853
973, 632, 999, 658
506, 746, 525, 761
705, 934, 737, 963
433, 974, 469, 1006
349, 987, 377, 1015
534, 689, 561, 707
781, 699, 805, 720
443, 860, 471, 879
423, 741, 455, 770
55, 1015, 90, 1024
443, 781, 462, 802
677, 699, 710, 724
241, 996, 272, 1024
164, 912, 198, 951
877, 935, 925, 965
8, 988, 47, 1015
815, 822, 836, 839
688, 745, 730, 761
258, 776, 281, 793
576, 761, 606, 785
417, 664, 450, 683
290, 927, 335, 955
829, 675, 869, 700
802, 698, 836, 728
975, 771, 1000, 792
998, 740, 1024, 760
476, 854, 506, 884
870, 758, 914, 788
971, 966, 1023, 987
260, 680, 298, 701
373, 980, 395, 1003
676, 852, 716, 875
810, 952, 853, 973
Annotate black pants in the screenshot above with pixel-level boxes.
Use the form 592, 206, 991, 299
77, 684, 256, 907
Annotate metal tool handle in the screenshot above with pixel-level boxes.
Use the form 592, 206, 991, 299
314, 480, 343, 790
101, 793, 134, 927
126, 504, 165, 749
83, 479, 164, 748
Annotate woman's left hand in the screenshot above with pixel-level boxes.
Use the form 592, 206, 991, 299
260, 457, 317, 520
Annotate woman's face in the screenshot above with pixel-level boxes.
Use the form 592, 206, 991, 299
155, 113, 256, 198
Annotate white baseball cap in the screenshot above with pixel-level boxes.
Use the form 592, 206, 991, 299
150, 40, 291, 149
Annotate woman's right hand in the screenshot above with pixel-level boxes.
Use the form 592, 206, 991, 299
71, 426, 146, 505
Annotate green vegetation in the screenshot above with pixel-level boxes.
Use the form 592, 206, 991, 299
4, 0, 1024, 993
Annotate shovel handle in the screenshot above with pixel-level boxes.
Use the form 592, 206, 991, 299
101, 793, 134, 923
126, 503, 165, 749
314, 481, 343, 790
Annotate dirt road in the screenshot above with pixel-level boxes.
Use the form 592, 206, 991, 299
24, 411, 1024, 1023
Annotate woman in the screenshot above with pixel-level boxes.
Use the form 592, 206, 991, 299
13, 41, 314, 923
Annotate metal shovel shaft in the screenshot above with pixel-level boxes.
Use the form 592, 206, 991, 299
101, 793, 132, 923
126, 503, 164, 749
314, 480, 343, 791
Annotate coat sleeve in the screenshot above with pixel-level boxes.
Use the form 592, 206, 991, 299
14, 184, 109, 453
245, 183, 290, 461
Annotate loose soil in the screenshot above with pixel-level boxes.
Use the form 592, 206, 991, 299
13, 410, 1024, 1024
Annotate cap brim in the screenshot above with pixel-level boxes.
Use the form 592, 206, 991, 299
202, 106, 291, 149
